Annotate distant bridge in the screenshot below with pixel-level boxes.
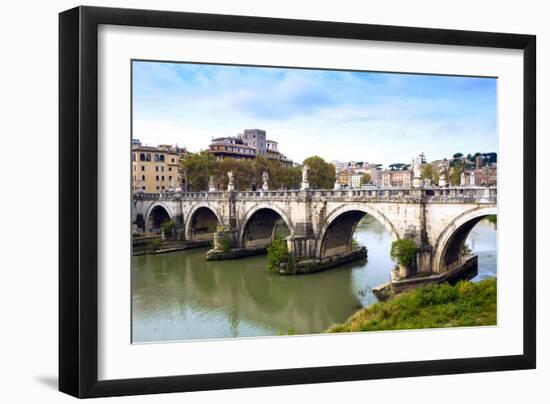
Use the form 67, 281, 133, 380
133, 186, 496, 276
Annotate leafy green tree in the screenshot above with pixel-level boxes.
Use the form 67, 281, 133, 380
252, 156, 287, 190
302, 156, 336, 189
421, 164, 434, 182
280, 166, 301, 189
360, 173, 372, 185
214, 158, 255, 190
453, 152, 464, 159
449, 161, 464, 186
182, 152, 218, 191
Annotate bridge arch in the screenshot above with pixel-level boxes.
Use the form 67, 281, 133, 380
432, 206, 497, 274
144, 202, 173, 234
185, 203, 222, 241
239, 204, 294, 249
317, 203, 399, 258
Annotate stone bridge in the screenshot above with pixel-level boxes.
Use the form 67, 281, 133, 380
133, 186, 496, 278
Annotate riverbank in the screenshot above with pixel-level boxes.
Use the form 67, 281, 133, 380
132, 236, 211, 256
327, 278, 496, 333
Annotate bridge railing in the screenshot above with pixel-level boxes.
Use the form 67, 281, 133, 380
133, 186, 497, 203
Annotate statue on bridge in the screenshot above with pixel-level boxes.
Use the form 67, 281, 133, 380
227, 171, 235, 191
438, 164, 447, 187
301, 164, 310, 190
208, 175, 216, 192
412, 154, 423, 188
261, 171, 269, 191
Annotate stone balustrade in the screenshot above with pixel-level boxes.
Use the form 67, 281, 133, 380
134, 186, 497, 204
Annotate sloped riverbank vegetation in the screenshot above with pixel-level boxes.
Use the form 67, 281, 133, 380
327, 278, 496, 333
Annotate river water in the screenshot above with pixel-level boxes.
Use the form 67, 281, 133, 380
132, 216, 496, 343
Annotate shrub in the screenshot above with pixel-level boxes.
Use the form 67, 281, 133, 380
160, 220, 175, 238
390, 239, 417, 268
267, 237, 289, 271
148, 238, 162, 251
218, 235, 231, 252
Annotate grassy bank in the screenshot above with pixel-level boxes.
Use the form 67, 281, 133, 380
327, 278, 496, 333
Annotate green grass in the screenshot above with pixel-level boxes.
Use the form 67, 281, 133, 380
327, 278, 496, 333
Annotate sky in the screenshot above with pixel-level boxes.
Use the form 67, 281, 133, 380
132, 61, 497, 167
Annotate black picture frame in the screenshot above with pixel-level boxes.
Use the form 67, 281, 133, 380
59, 5, 536, 398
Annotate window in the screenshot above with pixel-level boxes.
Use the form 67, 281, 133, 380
161, 167, 164, 172
154, 154, 159, 162
139, 153, 145, 161
155, 166, 159, 172
169, 176, 172, 181
141, 166, 145, 171
159, 155, 165, 162
141, 175, 145, 181
161, 186, 165, 190
171, 158, 175, 163
155, 175, 159, 181
161, 176, 165, 181
142, 186, 146, 190
146, 154, 151, 161
156, 186, 159, 190
168, 167, 172, 171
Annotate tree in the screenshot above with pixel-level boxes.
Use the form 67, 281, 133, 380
453, 152, 464, 159
360, 173, 371, 185
214, 158, 255, 190
421, 164, 434, 182
280, 166, 301, 189
302, 156, 336, 189
449, 161, 464, 186
182, 152, 218, 191
485, 152, 497, 164
389, 163, 406, 171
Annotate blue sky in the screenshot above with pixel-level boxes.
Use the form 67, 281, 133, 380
132, 61, 497, 166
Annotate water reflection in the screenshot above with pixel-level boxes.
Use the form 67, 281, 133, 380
132, 216, 496, 342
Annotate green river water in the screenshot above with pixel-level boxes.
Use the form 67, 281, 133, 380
132, 216, 496, 343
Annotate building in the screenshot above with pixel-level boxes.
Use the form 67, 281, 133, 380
376, 168, 413, 187
208, 136, 257, 161
207, 129, 293, 166
238, 129, 267, 156
132, 143, 183, 193
349, 174, 363, 188
465, 167, 497, 186
334, 161, 379, 188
